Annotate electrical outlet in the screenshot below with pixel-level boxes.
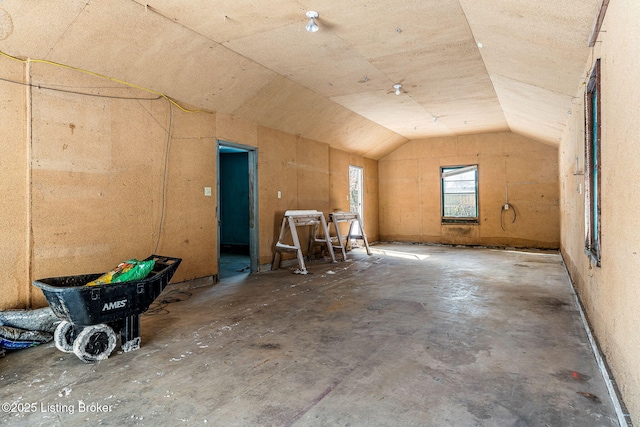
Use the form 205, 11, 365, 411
277, 191, 282, 199
204, 187, 212, 197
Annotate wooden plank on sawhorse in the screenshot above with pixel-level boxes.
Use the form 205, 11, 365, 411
272, 210, 336, 274
328, 211, 372, 260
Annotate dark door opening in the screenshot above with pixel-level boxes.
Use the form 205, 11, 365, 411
217, 141, 258, 279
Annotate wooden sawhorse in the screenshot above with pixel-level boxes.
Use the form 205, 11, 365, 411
272, 210, 336, 274
328, 211, 372, 260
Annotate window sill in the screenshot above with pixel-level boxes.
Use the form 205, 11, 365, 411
441, 219, 479, 225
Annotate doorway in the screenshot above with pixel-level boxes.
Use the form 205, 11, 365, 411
217, 140, 259, 279
349, 165, 364, 238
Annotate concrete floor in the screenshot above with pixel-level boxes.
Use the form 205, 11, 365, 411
219, 253, 251, 280
0, 244, 620, 426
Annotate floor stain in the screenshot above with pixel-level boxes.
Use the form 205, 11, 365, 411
466, 402, 492, 420
553, 369, 591, 383
537, 297, 569, 310
249, 343, 281, 350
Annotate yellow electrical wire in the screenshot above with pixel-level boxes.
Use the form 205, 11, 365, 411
0, 50, 209, 114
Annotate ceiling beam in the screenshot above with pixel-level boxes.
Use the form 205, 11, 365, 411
588, 0, 611, 47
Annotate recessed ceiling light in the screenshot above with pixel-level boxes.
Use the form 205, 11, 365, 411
477, 42, 483, 48
306, 11, 319, 32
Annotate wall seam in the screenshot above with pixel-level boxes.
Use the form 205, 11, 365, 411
25, 59, 33, 308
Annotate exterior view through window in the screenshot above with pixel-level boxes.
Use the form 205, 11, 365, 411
349, 165, 364, 237
441, 165, 478, 222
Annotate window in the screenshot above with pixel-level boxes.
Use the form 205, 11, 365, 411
349, 165, 364, 237
441, 165, 478, 222
585, 59, 601, 265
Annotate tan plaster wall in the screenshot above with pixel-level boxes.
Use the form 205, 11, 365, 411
329, 148, 379, 242
256, 127, 298, 266
258, 138, 381, 266
0, 58, 29, 309
1, 61, 218, 308
379, 132, 559, 248
255, 128, 330, 266
3, 58, 373, 310
217, 115, 378, 267
559, 0, 640, 422
153, 108, 218, 285
362, 156, 380, 243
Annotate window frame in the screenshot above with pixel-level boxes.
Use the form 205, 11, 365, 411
441, 164, 479, 224
584, 59, 602, 266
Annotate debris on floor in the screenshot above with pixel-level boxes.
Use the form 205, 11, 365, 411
577, 391, 600, 402
0, 307, 61, 351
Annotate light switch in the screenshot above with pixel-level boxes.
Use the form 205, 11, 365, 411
204, 187, 212, 196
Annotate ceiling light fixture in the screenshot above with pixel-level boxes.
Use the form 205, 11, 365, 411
394, 84, 402, 95
305, 11, 319, 32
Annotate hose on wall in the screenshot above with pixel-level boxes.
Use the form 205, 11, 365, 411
500, 203, 517, 231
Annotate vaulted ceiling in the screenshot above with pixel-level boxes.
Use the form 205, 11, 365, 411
0, 0, 601, 158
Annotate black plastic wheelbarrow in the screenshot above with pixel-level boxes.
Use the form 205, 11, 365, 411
33, 255, 181, 363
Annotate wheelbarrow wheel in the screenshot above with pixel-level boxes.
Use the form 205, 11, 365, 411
72, 324, 117, 363
53, 321, 78, 353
